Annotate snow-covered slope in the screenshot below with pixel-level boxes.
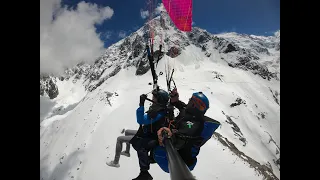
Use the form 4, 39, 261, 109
40, 11, 280, 180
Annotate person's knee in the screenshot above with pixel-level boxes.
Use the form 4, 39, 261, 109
117, 136, 125, 143
125, 129, 137, 136
147, 140, 158, 149
137, 147, 148, 154
124, 130, 130, 136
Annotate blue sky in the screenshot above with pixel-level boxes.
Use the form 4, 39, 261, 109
61, 0, 280, 48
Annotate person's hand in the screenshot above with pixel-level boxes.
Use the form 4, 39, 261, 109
139, 94, 147, 106
157, 127, 172, 146
170, 88, 179, 103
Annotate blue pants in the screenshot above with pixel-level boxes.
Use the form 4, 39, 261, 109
153, 146, 197, 173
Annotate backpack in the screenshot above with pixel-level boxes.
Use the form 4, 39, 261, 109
191, 116, 221, 158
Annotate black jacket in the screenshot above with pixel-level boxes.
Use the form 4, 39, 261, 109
170, 100, 205, 166
130, 104, 167, 150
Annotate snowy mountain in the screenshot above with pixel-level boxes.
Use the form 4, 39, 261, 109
40, 11, 280, 180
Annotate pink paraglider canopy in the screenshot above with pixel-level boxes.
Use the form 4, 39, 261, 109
162, 0, 192, 32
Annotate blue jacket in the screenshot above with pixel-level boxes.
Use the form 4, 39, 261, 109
130, 105, 167, 150
136, 106, 166, 125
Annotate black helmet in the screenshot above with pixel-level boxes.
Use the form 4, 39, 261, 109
152, 89, 169, 105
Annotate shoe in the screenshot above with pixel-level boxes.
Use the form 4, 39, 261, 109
106, 160, 120, 168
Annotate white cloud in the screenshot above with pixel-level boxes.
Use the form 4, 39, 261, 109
40, 0, 114, 75
118, 30, 127, 38
103, 30, 113, 40
140, 9, 149, 19
155, 3, 165, 15
192, 21, 195, 26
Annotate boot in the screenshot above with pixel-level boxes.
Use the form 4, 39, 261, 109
132, 170, 153, 180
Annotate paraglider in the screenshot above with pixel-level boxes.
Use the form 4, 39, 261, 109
162, 0, 193, 32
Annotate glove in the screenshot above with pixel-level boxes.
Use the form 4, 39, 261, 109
157, 127, 173, 146
170, 88, 179, 103
139, 94, 147, 106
